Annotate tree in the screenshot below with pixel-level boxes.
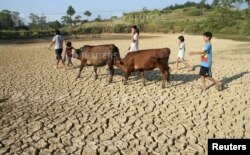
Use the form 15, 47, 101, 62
212, 0, 220, 6
84, 11, 92, 17
11, 12, 21, 26
200, 0, 207, 15
48, 20, 62, 29
84, 10, 92, 21
246, 0, 250, 7
29, 13, 47, 30
67, 6, 75, 17
67, 5, 75, 25
94, 15, 102, 22
143, 7, 148, 12
29, 13, 40, 25
230, 0, 243, 10
61, 15, 71, 26
220, 0, 234, 8
40, 14, 46, 30
0, 10, 15, 29
74, 15, 81, 22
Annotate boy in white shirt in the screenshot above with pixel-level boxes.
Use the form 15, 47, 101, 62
48, 29, 65, 69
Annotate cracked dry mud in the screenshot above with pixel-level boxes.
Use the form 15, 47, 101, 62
0, 34, 250, 155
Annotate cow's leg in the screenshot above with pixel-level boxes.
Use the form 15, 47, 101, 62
76, 59, 86, 79
108, 64, 115, 84
123, 72, 130, 85
140, 70, 146, 86
93, 66, 98, 80
159, 66, 167, 89
166, 66, 171, 83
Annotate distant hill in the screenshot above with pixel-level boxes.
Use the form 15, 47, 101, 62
66, 5, 249, 37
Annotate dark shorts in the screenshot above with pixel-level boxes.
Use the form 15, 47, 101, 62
199, 66, 212, 77
55, 49, 63, 60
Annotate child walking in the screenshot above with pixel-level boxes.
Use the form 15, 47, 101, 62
129, 25, 139, 52
189, 32, 222, 91
176, 35, 192, 71
65, 41, 75, 68
48, 29, 65, 69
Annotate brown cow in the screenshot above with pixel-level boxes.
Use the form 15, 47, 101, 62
74, 44, 120, 83
115, 48, 171, 88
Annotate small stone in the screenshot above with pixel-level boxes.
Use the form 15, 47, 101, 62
2, 138, 15, 146
36, 139, 48, 149
0, 148, 9, 154
39, 149, 52, 155
21, 143, 29, 150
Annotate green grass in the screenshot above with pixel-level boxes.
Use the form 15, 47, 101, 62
213, 33, 250, 42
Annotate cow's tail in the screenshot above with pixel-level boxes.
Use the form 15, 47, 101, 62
112, 45, 121, 65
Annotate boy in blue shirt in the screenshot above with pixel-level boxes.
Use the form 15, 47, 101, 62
189, 32, 221, 91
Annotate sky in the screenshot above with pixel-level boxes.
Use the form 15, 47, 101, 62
0, 0, 213, 23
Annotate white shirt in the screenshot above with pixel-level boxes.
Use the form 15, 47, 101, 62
178, 42, 185, 59
130, 33, 139, 52
52, 35, 63, 49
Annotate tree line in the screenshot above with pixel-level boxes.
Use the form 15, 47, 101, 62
0, 5, 100, 31
0, 0, 249, 38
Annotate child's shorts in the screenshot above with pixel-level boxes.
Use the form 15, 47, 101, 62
55, 49, 63, 60
199, 66, 212, 77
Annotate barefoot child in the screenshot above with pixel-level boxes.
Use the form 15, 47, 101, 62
176, 36, 192, 71
189, 32, 221, 91
65, 41, 75, 68
129, 25, 139, 52
48, 29, 65, 69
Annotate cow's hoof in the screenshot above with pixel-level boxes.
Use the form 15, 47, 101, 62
123, 82, 127, 85
94, 76, 98, 80
161, 85, 165, 89
143, 82, 146, 86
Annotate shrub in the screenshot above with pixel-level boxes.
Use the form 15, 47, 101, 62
187, 9, 202, 16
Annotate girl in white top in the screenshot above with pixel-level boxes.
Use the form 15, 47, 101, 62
176, 35, 192, 71
129, 25, 139, 52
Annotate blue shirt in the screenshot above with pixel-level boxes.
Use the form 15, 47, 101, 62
200, 42, 212, 67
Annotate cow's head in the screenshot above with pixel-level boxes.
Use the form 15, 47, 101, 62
114, 57, 124, 65
73, 48, 82, 60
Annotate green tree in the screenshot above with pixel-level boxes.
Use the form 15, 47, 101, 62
212, 0, 220, 6
200, 0, 207, 15
61, 15, 71, 26
0, 10, 15, 29
29, 13, 47, 30
246, 0, 250, 7
84, 10, 92, 21
220, 0, 234, 7
67, 5, 75, 25
67, 5, 75, 17
74, 15, 81, 22
94, 15, 102, 22
48, 20, 62, 29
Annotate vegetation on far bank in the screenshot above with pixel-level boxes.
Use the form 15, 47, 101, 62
0, 0, 250, 41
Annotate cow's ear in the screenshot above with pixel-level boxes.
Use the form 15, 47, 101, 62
120, 61, 124, 65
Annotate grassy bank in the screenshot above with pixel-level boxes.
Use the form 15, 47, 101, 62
1, 6, 249, 42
